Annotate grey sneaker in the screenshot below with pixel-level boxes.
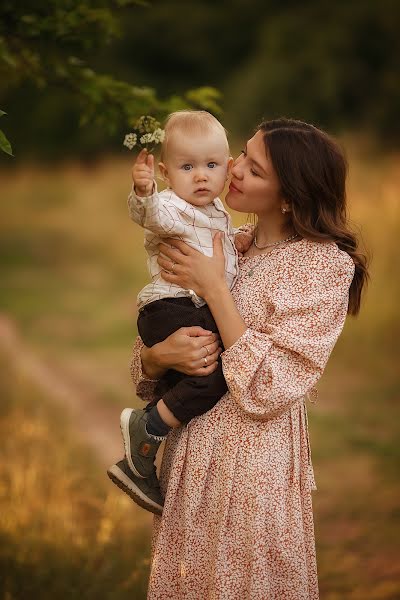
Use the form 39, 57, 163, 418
107, 459, 164, 516
120, 408, 164, 479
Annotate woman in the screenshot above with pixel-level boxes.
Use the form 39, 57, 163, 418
130, 119, 368, 599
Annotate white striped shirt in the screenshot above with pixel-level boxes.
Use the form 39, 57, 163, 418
128, 185, 239, 310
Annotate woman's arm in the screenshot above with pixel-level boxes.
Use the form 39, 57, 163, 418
142, 327, 224, 428
132, 327, 222, 391
204, 283, 247, 350
140, 344, 168, 380
157, 236, 355, 420
219, 250, 354, 420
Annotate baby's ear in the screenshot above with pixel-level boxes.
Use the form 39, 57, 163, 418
158, 162, 169, 184
227, 156, 234, 175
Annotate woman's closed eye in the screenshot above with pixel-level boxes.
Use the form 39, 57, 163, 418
240, 150, 259, 176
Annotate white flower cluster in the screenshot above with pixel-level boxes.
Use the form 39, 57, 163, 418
123, 116, 165, 152
139, 129, 165, 145
153, 128, 165, 143
123, 133, 137, 150
140, 133, 154, 145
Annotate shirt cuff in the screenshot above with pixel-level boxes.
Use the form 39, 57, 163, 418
130, 181, 157, 201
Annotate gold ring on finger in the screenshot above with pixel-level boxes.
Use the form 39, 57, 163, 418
203, 356, 208, 366
171, 261, 176, 274
204, 345, 210, 356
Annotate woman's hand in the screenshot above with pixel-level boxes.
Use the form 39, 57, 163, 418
142, 326, 222, 377
158, 233, 227, 301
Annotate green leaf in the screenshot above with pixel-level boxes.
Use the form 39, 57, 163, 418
0, 110, 6, 117
0, 129, 13, 155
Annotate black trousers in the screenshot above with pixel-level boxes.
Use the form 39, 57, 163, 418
137, 297, 227, 423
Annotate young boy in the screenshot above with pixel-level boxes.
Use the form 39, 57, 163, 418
107, 111, 253, 515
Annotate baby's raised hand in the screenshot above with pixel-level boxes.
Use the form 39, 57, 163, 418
132, 149, 155, 197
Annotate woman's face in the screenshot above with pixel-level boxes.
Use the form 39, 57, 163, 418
226, 130, 285, 216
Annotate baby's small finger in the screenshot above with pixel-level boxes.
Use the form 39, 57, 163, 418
136, 148, 148, 164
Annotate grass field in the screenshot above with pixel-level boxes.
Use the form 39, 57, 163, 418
0, 145, 399, 599
0, 349, 151, 599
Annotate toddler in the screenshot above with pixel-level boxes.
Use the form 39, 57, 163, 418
107, 111, 253, 515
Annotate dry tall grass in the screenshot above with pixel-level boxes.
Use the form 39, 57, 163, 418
0, 350, 151, 599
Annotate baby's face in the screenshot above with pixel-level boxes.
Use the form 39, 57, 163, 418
159, 132, 232, 207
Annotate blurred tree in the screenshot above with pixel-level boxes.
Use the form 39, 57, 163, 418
223, 0, 400, 140
106, 0, 400, 143
1, 0, 399, 159
0, 110, 12, 155
0, 0, 221, 157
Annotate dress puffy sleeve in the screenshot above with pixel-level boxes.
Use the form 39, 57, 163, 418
130, 335, 159, 403
221, 244, 355, 420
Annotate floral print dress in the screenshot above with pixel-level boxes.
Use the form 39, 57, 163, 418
130, 238, 355, 600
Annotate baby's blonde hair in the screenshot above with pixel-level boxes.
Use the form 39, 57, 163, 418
160, 110, 229, 162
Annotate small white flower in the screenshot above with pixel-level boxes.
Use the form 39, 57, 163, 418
140, 133, 154, 145
152, 128, 165, 143
123, 133, 137, 150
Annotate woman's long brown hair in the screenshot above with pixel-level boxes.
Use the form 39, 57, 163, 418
259, 118, 369, 316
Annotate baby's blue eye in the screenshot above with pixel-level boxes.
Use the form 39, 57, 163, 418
182, 164, 192, 171
207, 162, 217, 169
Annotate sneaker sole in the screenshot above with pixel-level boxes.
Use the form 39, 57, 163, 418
107, 464, 163, 516
120, 408, 146, 479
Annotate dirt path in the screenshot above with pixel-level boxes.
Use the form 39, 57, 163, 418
0, 313, 123, 466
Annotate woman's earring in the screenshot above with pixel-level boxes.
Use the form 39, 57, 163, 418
281, 207, 287, 214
